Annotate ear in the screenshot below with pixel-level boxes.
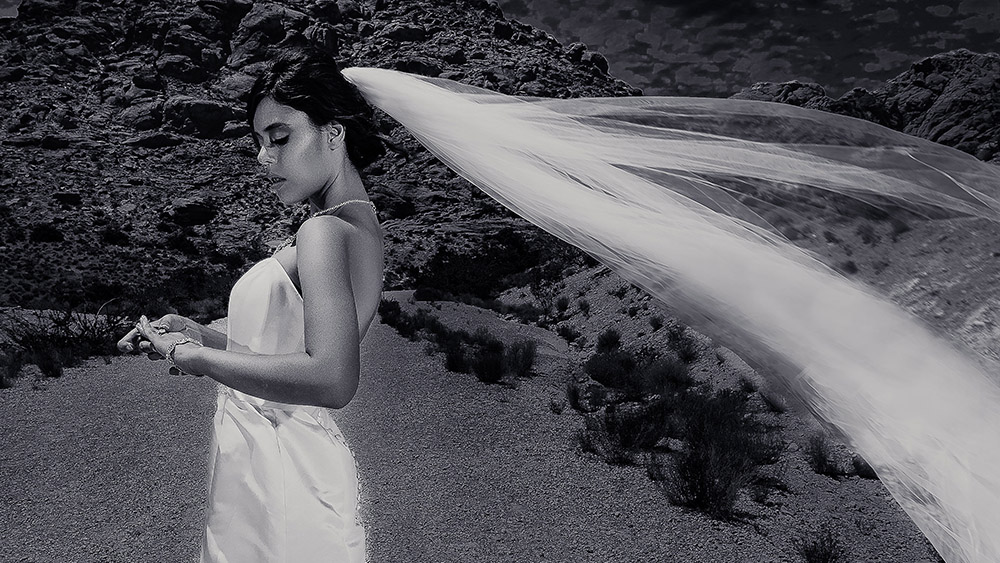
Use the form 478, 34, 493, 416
327, 123, 345, 147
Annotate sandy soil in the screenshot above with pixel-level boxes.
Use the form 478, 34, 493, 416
1, 287, 946, 562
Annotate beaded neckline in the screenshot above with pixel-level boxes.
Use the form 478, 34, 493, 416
273, 199, 377, 253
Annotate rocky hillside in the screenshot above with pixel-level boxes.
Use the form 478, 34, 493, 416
0, 0, 633, 318
0, 0, 998, 322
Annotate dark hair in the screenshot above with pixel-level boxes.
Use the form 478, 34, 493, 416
248, 47, 385, 169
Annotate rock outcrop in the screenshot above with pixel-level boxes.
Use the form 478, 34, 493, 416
732, 49, 1000, 163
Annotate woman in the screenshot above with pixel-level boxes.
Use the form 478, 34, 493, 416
118, 48, 383, 562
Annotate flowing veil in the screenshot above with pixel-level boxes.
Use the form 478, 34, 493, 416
342, 67, 1000, 563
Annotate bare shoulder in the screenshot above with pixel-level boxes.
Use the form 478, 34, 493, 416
296, 214, 357, 245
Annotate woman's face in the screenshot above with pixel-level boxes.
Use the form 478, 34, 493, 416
252, 96, 341, 205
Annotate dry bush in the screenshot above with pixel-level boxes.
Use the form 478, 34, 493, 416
804, 433, 841, 476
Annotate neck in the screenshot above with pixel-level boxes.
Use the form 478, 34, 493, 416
309, 151, 367, 213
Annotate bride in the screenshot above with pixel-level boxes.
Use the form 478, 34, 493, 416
118, 48, 383, 562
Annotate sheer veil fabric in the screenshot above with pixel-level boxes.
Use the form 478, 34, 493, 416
342, 67, 1000, 563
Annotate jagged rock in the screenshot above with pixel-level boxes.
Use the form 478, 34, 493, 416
163, 95, 241, 138
308, 0, 342, 23
52, 192, 82, 207
164, 25, 214, 62
221, 121, 251, 138
213, 72, 257, 103
131, 66, 165, 91
582, 51, 608, 74
165, 197, 217, 226
394, 57, 442, 77
380, 21, 425, 42
228, 2, 310, 69
122, 84, 160, 104
881, 49, 1000, 158
565, 42, 586, 63
303, 22, 338, 55
731, 50, 1000, 160
156, 54, 209, 83
119, 101, 163, 131
0, 67, 26, 82
124, 131, 186, 148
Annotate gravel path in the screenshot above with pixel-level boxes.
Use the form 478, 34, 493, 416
0, 300, 936, 562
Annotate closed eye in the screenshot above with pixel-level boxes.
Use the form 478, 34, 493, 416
270, 136, 289, 146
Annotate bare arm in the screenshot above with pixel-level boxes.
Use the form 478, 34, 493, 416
146, 218, 362, 409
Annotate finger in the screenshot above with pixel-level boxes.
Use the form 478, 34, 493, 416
117, 328, 141, 353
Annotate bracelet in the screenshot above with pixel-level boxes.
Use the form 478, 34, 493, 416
165, 337, 200, 367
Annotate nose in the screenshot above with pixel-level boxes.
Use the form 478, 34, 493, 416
257, 145, 275, 166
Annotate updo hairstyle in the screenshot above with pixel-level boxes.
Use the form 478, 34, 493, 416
248, 47, 386, 169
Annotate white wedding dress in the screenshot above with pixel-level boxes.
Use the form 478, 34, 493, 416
200, 256, 366, 563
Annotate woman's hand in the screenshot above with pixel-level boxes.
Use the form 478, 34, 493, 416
116, 314, 201, 356
132, 316, 203, 375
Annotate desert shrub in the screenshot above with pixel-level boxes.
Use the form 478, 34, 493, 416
636, 357, 693, 396
443, 341, 469, 373
584, 349, 637, 390
470, 333, 506, 384
0, 304, 134, 381
506, 340, 537, 378
549, 398, 565, 414
578, 299, 590, 316
889, 217, 911, 241
0, 346, 26, 388
667, 325, 699, 363
855, 223, 879, 245
851, 454, 879, 480
837, 260, 858, 275
412, 286, 448, 301
794, 527, 845, 563
577, 413, 633, 465
649, 315, 664, 331
556, 324, 581, 343
608, 284, 629, 298
627, 305, 639, 317
596, 328, 621, 354
377, 298, 404, 328
555, 296, 570, 313
822, 230, 841, 244
666, 389, 783, 519
804, 433, 841, 476
604, 402, 664, 451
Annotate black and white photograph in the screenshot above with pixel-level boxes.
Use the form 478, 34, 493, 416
2, 0, 999, 561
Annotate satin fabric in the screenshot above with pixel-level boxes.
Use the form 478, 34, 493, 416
201, 257, 365, 563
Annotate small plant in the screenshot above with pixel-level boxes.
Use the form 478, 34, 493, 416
549, 398, 565, 414
822, 230, 841, 244
0, 347, 26, 388
794, 526, 845, 563
577, 298, 590, 316
608, 285, 629, 299
555, 296, 570, 313
627, 305, 639, 317
556, 324, 581, 343
596, 328, 621, 354
667, 325, 699, 363
470, 333, 506, 384
804, 433, 841, 476
577, 413, 634, 465
649, 315, 663, 331
851, 454, 879, 479
855, 223, 879, 245
889, 217, 911, 241
506, 340, 537, 378
837, 260, 858, 275
664, 389, 783, 519
0, 303, 135, 382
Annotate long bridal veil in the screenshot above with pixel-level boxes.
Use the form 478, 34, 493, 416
343, 67, 1000, 563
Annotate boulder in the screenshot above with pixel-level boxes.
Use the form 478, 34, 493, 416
228, 2, 310, 68
163, 95, 242, 138
156, 54, 209, 83
119, 101, 163, 131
